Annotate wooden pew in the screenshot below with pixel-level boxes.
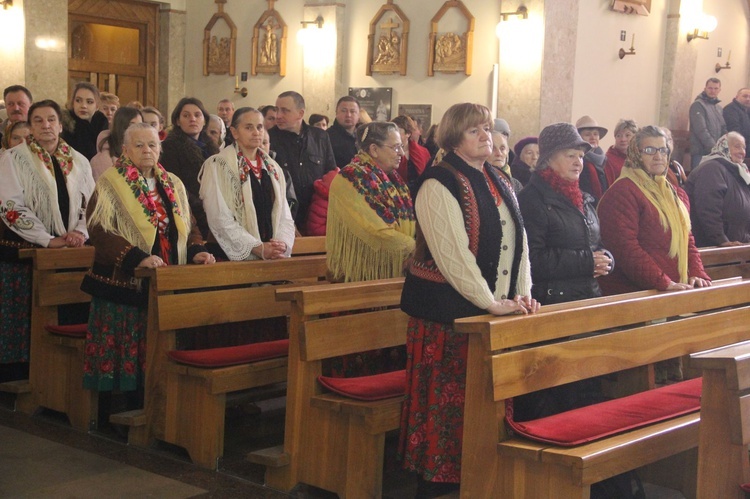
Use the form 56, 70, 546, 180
454, 278, 750, 498
249, 278, 406, 498
120, 255, 328, 470
699, 245, 750, 280
690, 340, 750, 499
0, 247, 96, 430
290, 235, 326, 256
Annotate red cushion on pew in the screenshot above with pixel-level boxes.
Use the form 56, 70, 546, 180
318, 370, 406, 401
44, 323, 88, 338
167, 339, 289, 367
506, 377, 703, 447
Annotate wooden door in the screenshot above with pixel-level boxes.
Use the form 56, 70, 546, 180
68, 0, 158, 107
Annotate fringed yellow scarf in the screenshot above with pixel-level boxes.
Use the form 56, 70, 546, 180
326, 152, 416, 282
618, 166, 691, 283
88, 157, 191, 266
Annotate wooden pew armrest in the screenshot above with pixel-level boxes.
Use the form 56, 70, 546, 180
311, 393, 404, 434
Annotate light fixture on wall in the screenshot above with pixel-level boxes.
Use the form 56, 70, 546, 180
619, 33, 636, 59
233, 75, 248, 98
300, 15, 324, 30
686, 13, 717, 42
495, 6, 527, 39
715, 50, 731, 73
1, 0, 12, 9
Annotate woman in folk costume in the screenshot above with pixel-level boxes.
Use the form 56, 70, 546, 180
199, 107, 295, 261
326, 121, 416, 283
399, 103, 538, 497
0, 99, 94, 381
325, 121, 416, 377
81, 123, 214, 403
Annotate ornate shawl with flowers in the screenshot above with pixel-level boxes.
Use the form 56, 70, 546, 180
326, 151, 416, 282
88, 156, 191, 265
614, 139, 691, 283
0, 137, 93, 247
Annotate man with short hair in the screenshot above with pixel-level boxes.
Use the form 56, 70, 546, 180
260, 105, 278, 130
217, 99, 234, 146
690, 78, 727, 168
327, 96, 360, 168
1, 85, 33, 142
723, 88, 750, 157
268, 91, 336, 232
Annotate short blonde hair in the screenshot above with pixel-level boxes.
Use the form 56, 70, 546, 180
100, 92, 120, 106
436, 103, 492, 151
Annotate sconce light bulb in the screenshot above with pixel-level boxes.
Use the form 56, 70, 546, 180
700, 14, 717, 33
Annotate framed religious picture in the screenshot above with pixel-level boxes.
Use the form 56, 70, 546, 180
252, 0, 287, 76
367, 0, 409, 76
349, 87, 393, 122
203, 0, 236, 76
610, 0, 651, 15
428, 0, 474, 77
397, 104, 432, 135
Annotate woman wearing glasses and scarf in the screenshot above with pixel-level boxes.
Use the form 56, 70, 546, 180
598, 125, 711, 296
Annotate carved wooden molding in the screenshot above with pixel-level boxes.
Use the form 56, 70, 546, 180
252, 0, 287, 77
610, 0, 651, 16
428, 1, 474, 77
203, 0, 237, 76
367, 0, 409, 76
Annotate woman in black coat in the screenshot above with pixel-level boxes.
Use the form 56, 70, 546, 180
518, 123, 613, 305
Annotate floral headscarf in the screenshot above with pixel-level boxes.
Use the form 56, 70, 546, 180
701, 134, 750, 184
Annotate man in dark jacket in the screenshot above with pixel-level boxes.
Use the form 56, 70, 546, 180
723, 88, 750, 157
327, 96, 360, 168
689, 78, 726, 169
268, 91, 337, 232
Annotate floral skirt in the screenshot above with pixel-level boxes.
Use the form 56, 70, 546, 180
0, 261, 32, 363
398, 317, 468, 484
83, 297, 147, 392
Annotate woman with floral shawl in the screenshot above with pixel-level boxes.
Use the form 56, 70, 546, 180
325, 121, 416, 376
81, 123, 214, 401
0, 100, 94, 381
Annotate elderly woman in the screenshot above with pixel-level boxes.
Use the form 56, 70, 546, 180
206, 114, 226, 151
161, 97, 220, 239
660, 127, 688, 188
518, 123, 613, 305
399, 103, 537, 497
0, 99, 94, 380
90, 107, 143, 181
576, 115, 610, 204
199, 107, 295, 261
598, 126, 711, 294
490, 121, 523, 193
686, 132, 750, 246
61, 82, 110, 160
605, 118, 637, 184
81, 123, 213, 402
326, 121, 416, 283
510, 136, 538, 186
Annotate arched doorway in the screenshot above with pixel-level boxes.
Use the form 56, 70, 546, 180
68, 0, 159, 107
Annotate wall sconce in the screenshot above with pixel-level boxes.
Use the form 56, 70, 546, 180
1, 1, 12, 9
715, 49, 731, 73
300, 15, 324, 30
619, 33, 636, 59
687, 13, 717, 42
233, 75, 247, 98
495, 6, 528, 39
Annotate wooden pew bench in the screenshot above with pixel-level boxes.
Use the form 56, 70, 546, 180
689, 340, 750, 499
699, 245, 750, 280
249, 278, 407, 498
119, 255, 328, 470
0, 247, 96, 431
290, 235, 326, 256
455, 279, 750, 498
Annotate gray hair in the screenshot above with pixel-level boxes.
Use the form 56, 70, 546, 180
356, 121, 399, 152
208, 114, 227, 142
614, 119, 638, 136
727, 131, 746, 145
634, 125, 667, 151
123, 122, 161, 147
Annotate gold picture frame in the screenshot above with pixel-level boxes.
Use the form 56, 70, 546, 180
252, 0, 287, 77
367, 0, 409, 76
610, 0, 651, 16
428, 1, 474, 77
203, 0, 237, 76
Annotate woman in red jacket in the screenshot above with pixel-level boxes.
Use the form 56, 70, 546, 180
598, 125, 711, 295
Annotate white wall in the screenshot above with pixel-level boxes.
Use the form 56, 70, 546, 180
690, 0, 749, 102
184, 0, 501, 125
571, 0, 668, 150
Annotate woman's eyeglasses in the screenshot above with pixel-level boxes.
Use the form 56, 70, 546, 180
381, 143, 404, 152
641, 147, 670, 156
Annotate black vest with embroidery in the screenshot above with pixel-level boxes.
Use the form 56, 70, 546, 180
401, 152, 525, 323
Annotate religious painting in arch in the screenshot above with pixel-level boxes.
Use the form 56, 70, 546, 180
252, 0, 287, 76
367, 0, 410, 76
203, 0, 237, 76
610, 0, 651, 16
428, 0, 474, 76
